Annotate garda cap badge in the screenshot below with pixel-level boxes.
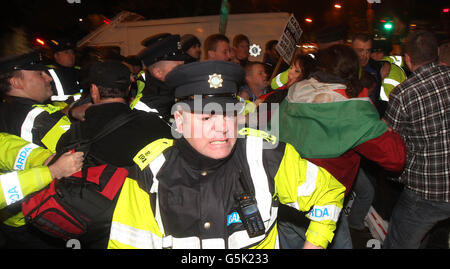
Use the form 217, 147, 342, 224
208, 73, 223, 88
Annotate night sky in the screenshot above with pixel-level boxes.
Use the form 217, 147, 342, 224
0, 0, 448, 54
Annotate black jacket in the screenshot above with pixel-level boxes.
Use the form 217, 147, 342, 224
133, 137, 286, 243
139, 75, 175, 123
22, 102, 173, 249
50, 63, 82, 95
0, 96, 68, 149
56, 102, 172, 167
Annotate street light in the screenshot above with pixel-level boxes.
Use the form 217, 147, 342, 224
305, 18, 313, 23
334, 4, 342, 9
35, 38, 45, 46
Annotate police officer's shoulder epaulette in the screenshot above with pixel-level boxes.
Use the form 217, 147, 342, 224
137, 70, 146, 77
33, 103, 64, 114
51, 101, 69, 110
238, 128, 277, 145
237, 96, 256, 115
136, 80, 146, 94
133, 138, 174, 170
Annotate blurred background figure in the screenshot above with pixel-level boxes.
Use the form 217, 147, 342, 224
180, 34, 201, 63
263, 39, 289, 78
232, 34, 250, 67
238, 61, 269, 102
263, 40, 279, 75
439, 41, 450, 66
203, 33, 231, 61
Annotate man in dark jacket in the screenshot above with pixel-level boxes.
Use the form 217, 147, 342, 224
351, 33, 388, 116
58, 60, 172, 167
51, 60, 172, 248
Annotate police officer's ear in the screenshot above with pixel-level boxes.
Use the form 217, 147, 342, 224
149, 62, 164, 81
174, 110, 184, 134
8, 71, 24, 90
90, 84, 101, 104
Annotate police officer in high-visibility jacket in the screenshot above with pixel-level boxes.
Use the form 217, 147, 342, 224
0, 132, 82, 248
130, 34, 188, 124
0, 132, 83, 210
108, 61, 345, 249
46, 39, 82, 102
0, 52, 72, 152
379, 56, 407, 101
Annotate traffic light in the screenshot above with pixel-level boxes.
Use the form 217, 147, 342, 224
380, 19, 394, 32
383, 22, 393, 30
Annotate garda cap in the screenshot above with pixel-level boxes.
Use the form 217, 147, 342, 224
0, 51, 47, 74
166, 60, 245, 114
138, 34, 189, 66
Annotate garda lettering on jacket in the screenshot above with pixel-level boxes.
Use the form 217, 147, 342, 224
7, 186, 21, 204
0, 172, 24, 206
227, 212, 242, 226
310, 207, 330, 218
307, 205, 341, 222
14, 143, 39, 170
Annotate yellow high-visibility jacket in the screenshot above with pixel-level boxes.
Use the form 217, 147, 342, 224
0, 133, 53, 226
108, 130, 345, 249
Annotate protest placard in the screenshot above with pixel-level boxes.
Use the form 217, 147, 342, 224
275, 14, 302, 64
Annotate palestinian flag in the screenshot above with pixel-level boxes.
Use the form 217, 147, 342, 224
275, 78, 388, 158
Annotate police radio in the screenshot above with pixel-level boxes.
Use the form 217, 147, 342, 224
235, 171, 265, 238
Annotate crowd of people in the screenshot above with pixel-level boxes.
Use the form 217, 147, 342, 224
0, 24, 449, 250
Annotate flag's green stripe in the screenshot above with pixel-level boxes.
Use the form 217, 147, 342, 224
277, 99, 387, 158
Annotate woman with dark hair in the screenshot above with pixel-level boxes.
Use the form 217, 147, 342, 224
255, 53, 317, 121
275, 44, 406, 249
247, 53, 316, 130
269, 53, 317, 91
313, 44, 363, 98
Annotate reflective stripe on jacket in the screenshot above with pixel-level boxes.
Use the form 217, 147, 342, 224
380, 63, 407, 101
271, 68, 290, 90
0, 167, 52, 211
379, 56, 407, 101
0, 133, 53, 172
22, 104, 71, 152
